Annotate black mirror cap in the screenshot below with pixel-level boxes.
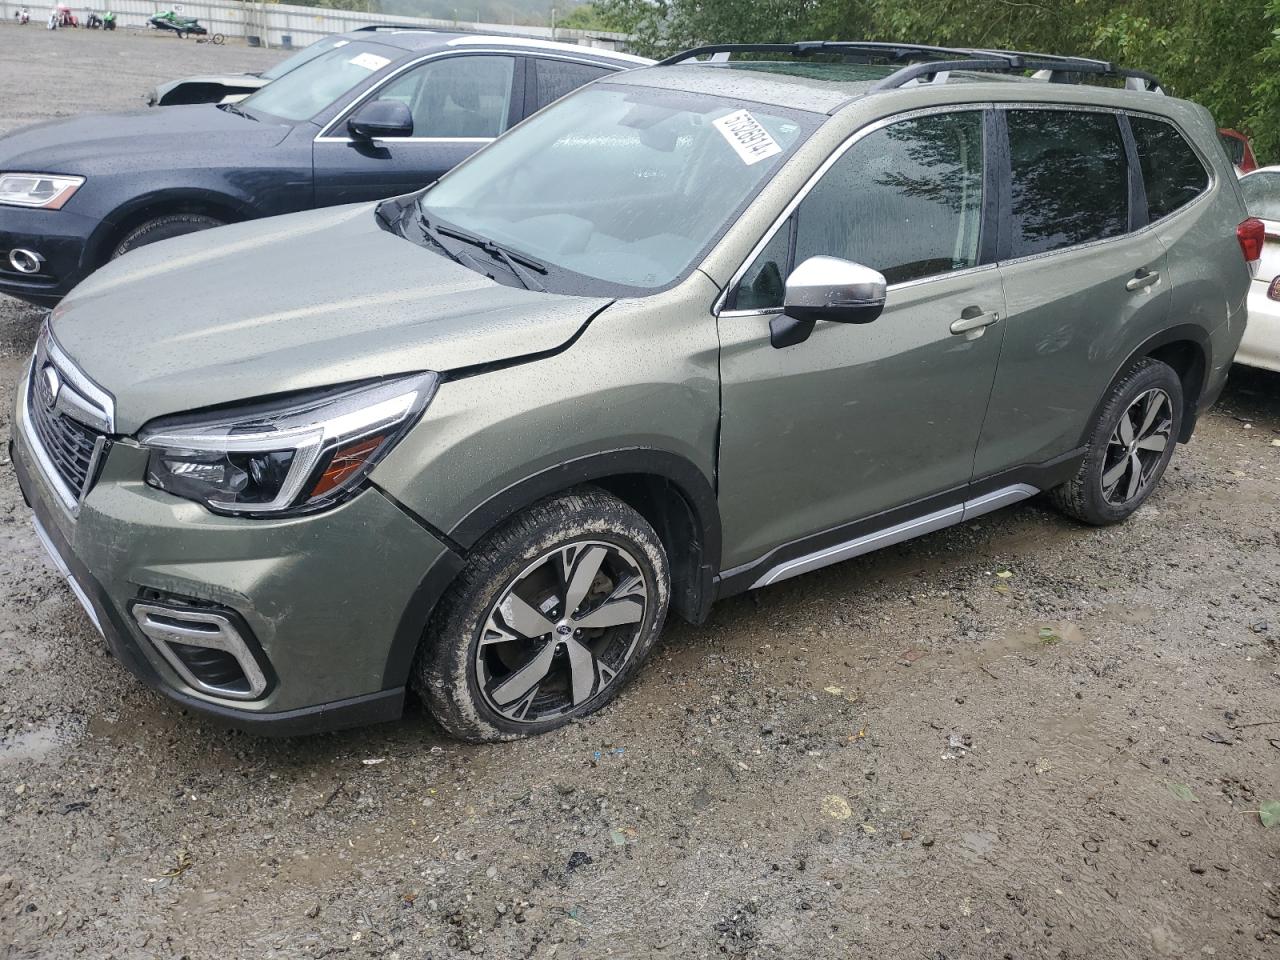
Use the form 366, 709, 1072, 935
348, 99, 414, 140
784, 300, 885, 326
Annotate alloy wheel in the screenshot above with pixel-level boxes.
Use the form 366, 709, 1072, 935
475, 540, 649, 724
1100, 388, 1173, 506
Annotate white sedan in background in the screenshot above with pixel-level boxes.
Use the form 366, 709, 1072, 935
1238, 167, 1280, 372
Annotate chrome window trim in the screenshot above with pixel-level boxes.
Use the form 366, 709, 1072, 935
715, 100, 1221, 314
314, 49, 623, 144
718, 262, 1000, 319
712, 102, 994, 317
445, 35, 653, 65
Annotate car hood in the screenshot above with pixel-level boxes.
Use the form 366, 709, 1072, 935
51, 203, 612, 433
149, 74, 267, 105
0, 105, 290, 171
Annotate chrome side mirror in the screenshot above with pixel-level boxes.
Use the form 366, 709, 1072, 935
771, 256, 888, 348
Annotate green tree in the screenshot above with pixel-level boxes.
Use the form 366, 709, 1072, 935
599, 0, 1280, 161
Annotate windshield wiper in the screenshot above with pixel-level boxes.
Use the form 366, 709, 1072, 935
217, 101, 258, 121
436, 225, 548, 293
416, 213, 490, 275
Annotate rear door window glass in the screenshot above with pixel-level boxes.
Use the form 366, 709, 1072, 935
1130, 115, 1210, 221
1006, 109, 1128, 258
532, 59, 612, 113
790, 110, 986, 286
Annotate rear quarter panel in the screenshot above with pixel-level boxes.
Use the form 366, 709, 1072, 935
1146, 100, 1251, 400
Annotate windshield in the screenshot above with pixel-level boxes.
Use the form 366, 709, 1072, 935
243, 40, 398, 121
260, 35, 353, 82
1241, 172, 1280, 221
418, 84, 817, 293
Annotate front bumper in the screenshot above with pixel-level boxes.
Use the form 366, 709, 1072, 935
0, 203, 102, 305
11, 394, 458, 735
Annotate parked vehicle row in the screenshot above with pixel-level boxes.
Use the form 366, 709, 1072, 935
0, 30, 649, 305
1, 40, 1263, 741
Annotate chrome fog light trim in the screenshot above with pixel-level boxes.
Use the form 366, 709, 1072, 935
9, 248, 44, 274
131, 602, 269, 701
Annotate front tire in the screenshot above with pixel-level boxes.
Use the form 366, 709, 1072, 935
413, 488, 670, 742
1049, 358, 1183, 526
111, 213, 224, 259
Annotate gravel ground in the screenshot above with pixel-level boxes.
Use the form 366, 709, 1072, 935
2, 25, 1280, 960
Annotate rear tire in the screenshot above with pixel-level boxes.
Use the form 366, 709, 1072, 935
413, 488, 670, 742
110, 213, 224, 259
1049, 358, 1183, 526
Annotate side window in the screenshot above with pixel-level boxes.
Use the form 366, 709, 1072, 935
1130, 115, 1210, 221
378, 55, 515, 138
1006, 109, 1128, 258
532, 59, 612, 113
732, 223, 790, 310
728, 111, 985, 308
793, 111, 985, 286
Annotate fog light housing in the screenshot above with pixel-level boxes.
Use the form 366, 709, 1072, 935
8, 248, 44, 275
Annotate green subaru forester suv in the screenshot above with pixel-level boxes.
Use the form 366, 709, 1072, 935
11, 43, 1257, 740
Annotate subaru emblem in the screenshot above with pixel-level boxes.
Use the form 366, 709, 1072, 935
42, 364, 62, 406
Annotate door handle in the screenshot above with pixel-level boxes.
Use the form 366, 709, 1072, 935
1126, 270, 1161, 292
950, 309, 1001, 336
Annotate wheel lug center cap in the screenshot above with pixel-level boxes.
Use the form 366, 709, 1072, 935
556, 624, 572, 636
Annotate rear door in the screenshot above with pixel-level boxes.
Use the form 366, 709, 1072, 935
313, 53, 521, 206
972, 107, 1171, 481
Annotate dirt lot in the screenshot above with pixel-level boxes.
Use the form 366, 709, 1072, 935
1, 24, 1279, 960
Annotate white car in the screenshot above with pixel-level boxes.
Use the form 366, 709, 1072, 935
1238, 166, 1280, 372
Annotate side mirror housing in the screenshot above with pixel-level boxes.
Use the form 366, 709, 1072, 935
783, 256, 887, 325
347, 99, 414, 141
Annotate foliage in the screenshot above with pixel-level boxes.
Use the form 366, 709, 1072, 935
597, 0, 1280, 161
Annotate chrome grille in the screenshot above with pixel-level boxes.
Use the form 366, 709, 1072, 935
28, 368, 102, 497
20, 324, 116, 512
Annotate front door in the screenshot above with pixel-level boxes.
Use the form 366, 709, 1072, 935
717, 108, 1008, 571
313, 53, 520, 206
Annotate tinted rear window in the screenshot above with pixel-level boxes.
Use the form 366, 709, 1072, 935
1006, 109, 1129, 258
532, 59, 612, 112
1131, 116, 1210, 221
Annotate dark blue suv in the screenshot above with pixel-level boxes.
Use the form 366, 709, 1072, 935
0, 30, 647, 305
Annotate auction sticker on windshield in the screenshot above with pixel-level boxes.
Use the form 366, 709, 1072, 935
349, 52, 391, 71
713, 109, 783, 166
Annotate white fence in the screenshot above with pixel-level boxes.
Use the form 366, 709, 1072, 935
0, 0, 633, 51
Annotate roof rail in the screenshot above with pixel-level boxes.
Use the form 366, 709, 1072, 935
657, 42, 1163, 94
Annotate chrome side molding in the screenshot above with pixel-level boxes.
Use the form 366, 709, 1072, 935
750, 483, 1039, 588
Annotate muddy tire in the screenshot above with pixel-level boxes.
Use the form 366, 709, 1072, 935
110, 213, 224, 259
413, 487, 670, 742
1049, 358, 1183, 526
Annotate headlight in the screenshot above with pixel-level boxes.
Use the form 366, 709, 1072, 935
0, 173, 85, 209
139, 373, 438, 517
